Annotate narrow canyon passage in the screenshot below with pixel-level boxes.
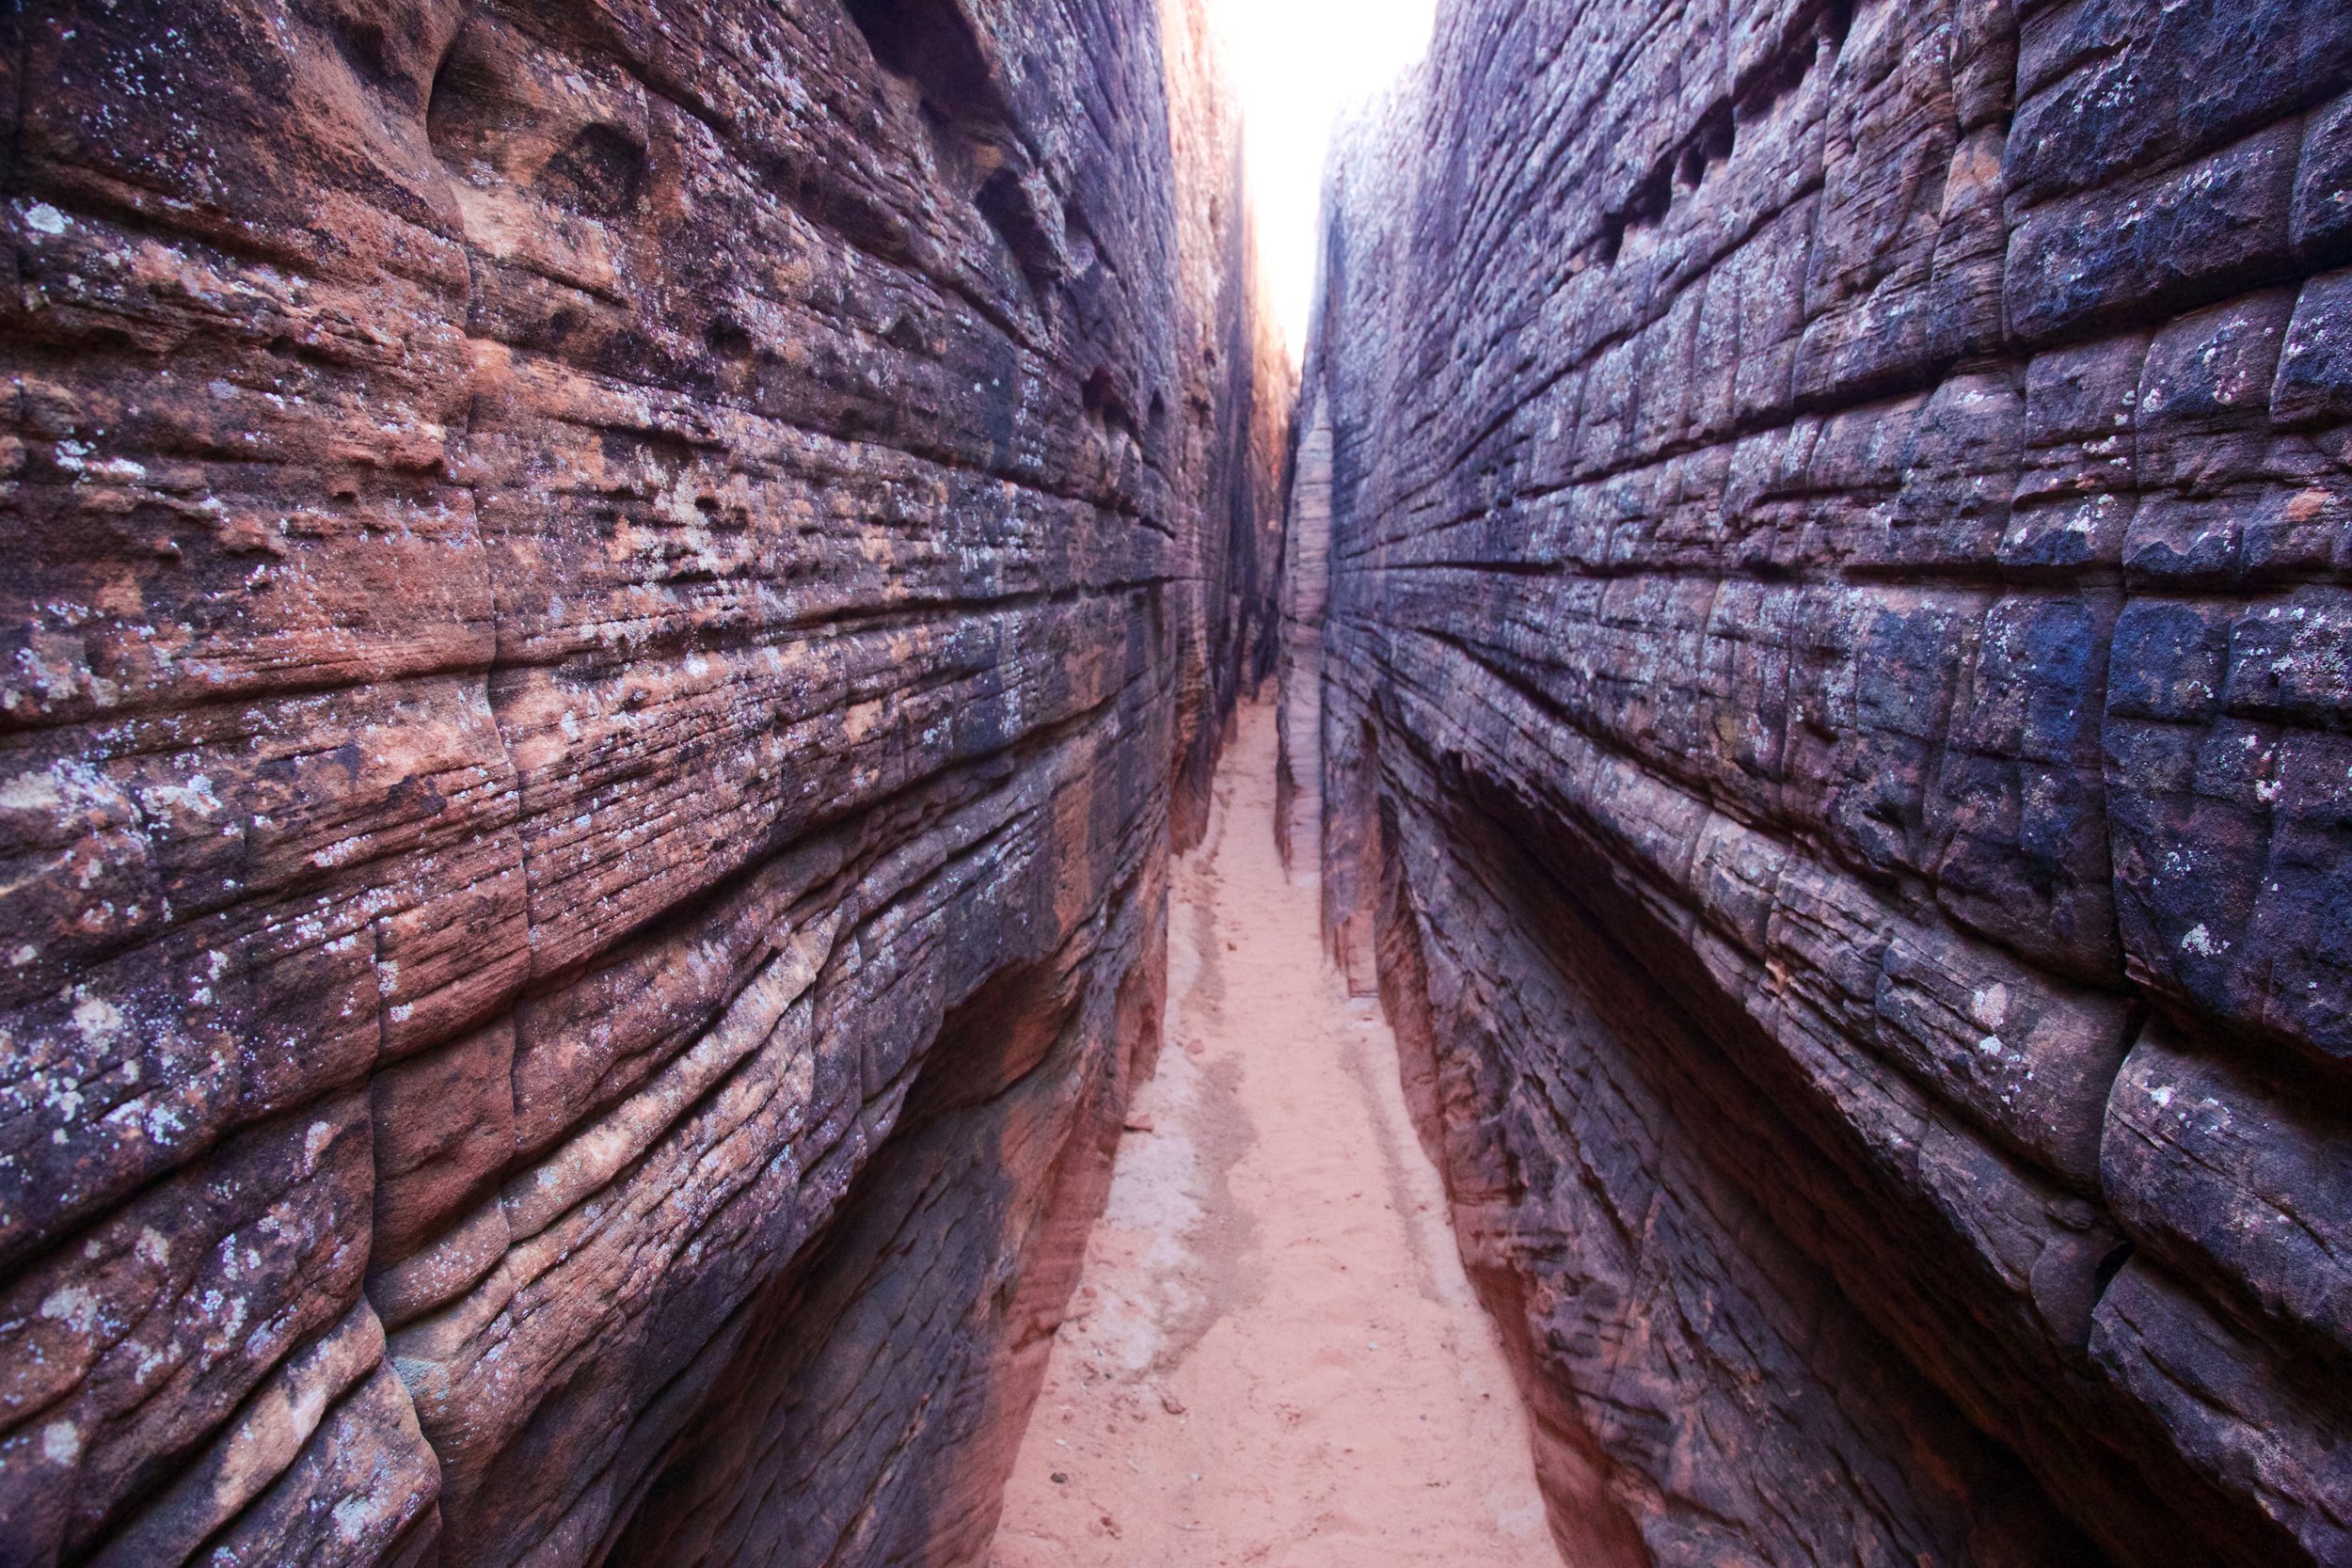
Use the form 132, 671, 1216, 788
989, 701, 1558, 1568
12, 3, 2350, 1564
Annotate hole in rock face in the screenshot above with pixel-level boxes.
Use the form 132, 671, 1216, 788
1626, 166, 1672, 230
2093, 1238, 2135, 1298
538, 122, 647, 219
1596, 211, 1626, 264
839, 0, 1059, 297
333, 17, 419, 105
1082, 368, 1139, 440
425, 28, 501, 168
425, 19, 648, 226
421, 17, 573, 179
1061, 195, 1098, 273
976, 165, 1063, 293
1822, 0, 1855, 49
704, 315, 756, 363
1679, 105, 1735, 187
840, 0, 1007, 127
1699, 108, 1736, 164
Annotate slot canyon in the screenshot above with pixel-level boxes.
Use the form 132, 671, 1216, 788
1, 2, 2347, 1567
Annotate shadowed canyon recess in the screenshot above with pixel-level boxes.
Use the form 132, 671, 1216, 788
2, 1, 2350, 1566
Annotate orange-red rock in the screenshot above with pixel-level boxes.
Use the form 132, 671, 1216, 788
0, 3, 1284, 1565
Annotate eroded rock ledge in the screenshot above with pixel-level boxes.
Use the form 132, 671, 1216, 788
0, 2, 1285, 1564
1295, 1, 2352, 1563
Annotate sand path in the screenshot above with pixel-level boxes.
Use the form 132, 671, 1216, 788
989, 700, 1562, 1567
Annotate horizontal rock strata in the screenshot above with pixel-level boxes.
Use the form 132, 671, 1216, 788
0, 2, 1283, 1565
1295, 0, 2352, 1563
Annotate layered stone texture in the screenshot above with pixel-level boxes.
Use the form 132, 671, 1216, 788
1299, 2, 2352, 1563
0, 2, 1283, 1565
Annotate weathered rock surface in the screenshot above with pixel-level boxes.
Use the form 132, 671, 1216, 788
0, 2, 1284, 1564
1295, 2, 2352, 1563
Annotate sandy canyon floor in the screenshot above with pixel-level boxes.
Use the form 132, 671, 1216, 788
990, 703, 1562, 1568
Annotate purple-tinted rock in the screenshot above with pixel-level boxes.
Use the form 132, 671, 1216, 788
1295, 0, 2352, 1562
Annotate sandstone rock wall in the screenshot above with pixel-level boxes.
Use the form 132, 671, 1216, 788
1299, 2, 2352, 1563
0, 3, 1282, 1565
1274, 395, 1331, 879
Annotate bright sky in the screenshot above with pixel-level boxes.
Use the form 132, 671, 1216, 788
1198, 0, 1440, 364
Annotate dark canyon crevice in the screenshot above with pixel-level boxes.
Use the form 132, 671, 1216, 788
1290, 0, 2352, 1563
